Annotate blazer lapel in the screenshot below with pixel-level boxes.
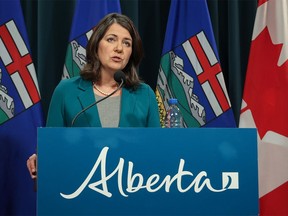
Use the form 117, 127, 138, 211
119, 88, 135, 127
77, 79, 101, 127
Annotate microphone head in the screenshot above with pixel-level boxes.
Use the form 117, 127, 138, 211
114, 71, 126, 84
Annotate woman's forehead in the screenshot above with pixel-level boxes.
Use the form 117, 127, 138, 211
104, 23, 132, 39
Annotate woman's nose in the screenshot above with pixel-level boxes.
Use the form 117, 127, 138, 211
114, 42, 123, 52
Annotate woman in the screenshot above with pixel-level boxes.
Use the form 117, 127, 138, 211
27, 13, 160, 178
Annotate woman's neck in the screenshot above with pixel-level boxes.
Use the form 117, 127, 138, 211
93, 71, 121, 96
99, 70, 118, 86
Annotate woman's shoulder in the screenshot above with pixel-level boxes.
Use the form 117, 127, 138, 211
136, 82, 152, 90
56, 76, 88, 90
52, 76, 87, 96
58, 76, 81, 86
131, 82, 155, 95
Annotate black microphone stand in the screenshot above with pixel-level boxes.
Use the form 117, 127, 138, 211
71, 79, 124, 126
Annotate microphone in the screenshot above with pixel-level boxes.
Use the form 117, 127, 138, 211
71, 71, 126, 126
113, 70, 126, 84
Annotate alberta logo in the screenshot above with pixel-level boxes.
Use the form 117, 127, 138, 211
222, 172, 239, 189
60, 147, 239, 199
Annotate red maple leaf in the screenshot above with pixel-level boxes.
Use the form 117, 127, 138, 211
242, 27, 288, 139
258, 0, 268, 7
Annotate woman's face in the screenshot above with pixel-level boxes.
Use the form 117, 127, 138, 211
98, 23, 133, 74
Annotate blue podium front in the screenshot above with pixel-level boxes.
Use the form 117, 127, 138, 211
37, 128, 258, 215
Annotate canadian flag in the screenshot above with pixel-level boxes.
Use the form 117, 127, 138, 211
239, 0, 288, 215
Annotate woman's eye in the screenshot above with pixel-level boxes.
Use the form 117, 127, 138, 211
123, 41, 131, 47
107, 37, 115, 42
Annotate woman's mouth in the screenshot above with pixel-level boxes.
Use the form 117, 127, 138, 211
111, 56, 122, 62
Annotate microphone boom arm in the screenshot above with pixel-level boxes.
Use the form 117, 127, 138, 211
71, 79, 124, 126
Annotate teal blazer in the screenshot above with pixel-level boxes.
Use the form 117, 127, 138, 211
46, 76, 161, 127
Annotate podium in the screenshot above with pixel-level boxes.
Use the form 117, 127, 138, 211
37, 128, 259, 215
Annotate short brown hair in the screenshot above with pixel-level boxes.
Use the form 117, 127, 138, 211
80, 13, 143, 89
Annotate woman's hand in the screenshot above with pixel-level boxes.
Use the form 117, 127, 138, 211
27, 154, 37, 179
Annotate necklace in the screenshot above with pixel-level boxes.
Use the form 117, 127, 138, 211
93, 84, 110, 96
93, 82, 119, 96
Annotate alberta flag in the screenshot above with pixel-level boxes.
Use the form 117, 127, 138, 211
0, 0, 44, 215
239, 0, 288, 215
156, 0, 236, 128
63, 0, 121, 79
